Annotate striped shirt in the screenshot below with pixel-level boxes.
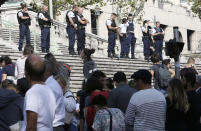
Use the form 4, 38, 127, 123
125, 88, 166, 131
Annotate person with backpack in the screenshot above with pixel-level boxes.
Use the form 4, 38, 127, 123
38, 5, 53, 53
66, 5, 79, 55
158, 59, 175, 96
80, 48, 97, 81
92, 95, 125, 131
17, 3, 31, 51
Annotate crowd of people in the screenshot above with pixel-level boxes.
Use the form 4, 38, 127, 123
0, 43, 201, 131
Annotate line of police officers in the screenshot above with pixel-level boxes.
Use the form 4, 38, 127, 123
106, 14, 164, 60
17, 3, 164, 60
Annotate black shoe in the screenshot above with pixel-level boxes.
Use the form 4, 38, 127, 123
112, 53, 118, 58
125, 54, 129, 58
78, 51, 82, 55
69, 51, 76, 55
108, 52, 112, 58
46, 49, 50, 53
18, 48, 22, 51
145, 57, 148, 60
131, 54, 137, 59
120, 54, 124, 58
42, 49, 46, 53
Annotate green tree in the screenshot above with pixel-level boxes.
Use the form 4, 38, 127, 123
30, 0, 147, 20
189, 0, 201, 19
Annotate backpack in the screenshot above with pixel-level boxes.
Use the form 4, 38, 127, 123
64, 90, 75, 125
158, 65, 171, 89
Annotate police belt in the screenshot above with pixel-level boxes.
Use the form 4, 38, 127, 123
128, 31, 134, 34
78, 26, 85, 30
42, 25, 51, 28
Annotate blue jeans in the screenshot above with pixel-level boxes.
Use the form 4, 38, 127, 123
154, 40, 163, 60
143, 37, 151, 57
68, 124, 78, 131
77, 28, 85, 52
127, 33, 136, 55
41, 27, 50, 50
108, 32, 116, 53
67, 26, 76, 52
18, 24, 30, 50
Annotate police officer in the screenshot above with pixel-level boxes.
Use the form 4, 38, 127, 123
141, 20, 152, 60
17, 3, 31, 51
127, 14, 137, 59
118, 18, 129, 58
152, 21, 164, 61
106, 13, 119, 58
66, 5, 79, 55
38, 5, 52, 53
77, 8, 89, 55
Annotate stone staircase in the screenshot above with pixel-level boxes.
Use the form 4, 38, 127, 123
1, 38, 201, 93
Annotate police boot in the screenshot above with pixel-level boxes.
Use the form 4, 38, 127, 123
120, 54, 124, 58
125, 54, 129, 59
131, 54, 136, 59
108, 52, 112, 58
69, 51, 76, 55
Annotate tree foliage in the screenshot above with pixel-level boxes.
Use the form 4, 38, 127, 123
188, 0, 201, 19
30, 0, 146, 19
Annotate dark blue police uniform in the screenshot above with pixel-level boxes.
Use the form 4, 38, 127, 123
77, 14, 86, 54
106, 19, 117, 57
120, 34, 128, 58
127, 21, 136, 58
153, 27, 164, 60
38, 11, 52, 53
66, 10, 78, 54
142, 26, 152, 59
17, 10, 31, 51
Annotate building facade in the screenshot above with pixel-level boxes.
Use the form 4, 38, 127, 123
1, 0, 201, 57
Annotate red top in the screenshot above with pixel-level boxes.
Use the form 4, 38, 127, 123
86, 91, 109, 128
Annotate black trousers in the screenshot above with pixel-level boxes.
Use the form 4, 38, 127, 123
53, 125, 65, 131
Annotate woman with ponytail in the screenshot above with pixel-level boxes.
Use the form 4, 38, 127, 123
80, 48, 97, 81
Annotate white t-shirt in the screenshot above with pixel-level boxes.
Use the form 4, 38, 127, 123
119, 23, 129, 34
45, 76, 65, 127
15, 56, 27, 79
21, 84, 56, 131
68, 11, 75, 18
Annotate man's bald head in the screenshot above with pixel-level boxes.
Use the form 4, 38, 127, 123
25, 54, 46, 82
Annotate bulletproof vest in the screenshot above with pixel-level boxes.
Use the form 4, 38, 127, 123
17, 11, 31, 25
142, 26, 151, 36
38, 11, 51, 26
77, 14, 86, 28
106, 19, 117, 33
66, 10, 78, 27
153, 27, 164, 40
127, 21, 134, 32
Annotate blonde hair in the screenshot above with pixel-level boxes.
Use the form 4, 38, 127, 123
168, 79, 190, 113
